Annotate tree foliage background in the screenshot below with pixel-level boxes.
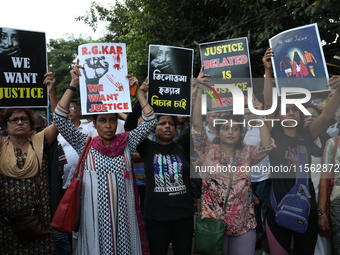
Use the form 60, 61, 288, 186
76, 0, 340, 80
47, 34, 95, 100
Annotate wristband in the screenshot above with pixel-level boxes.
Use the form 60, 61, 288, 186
142, 108, 154, 115
141, 101, 149, 110
66, 85, 77, 92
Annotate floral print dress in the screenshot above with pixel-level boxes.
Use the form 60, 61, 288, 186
192, 127, 273, 236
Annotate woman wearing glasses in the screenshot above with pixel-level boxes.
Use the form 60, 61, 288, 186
0, 107, 59, 254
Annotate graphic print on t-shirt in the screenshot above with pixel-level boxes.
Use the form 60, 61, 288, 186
285, 146, 298, 165
153, 153, 187, 195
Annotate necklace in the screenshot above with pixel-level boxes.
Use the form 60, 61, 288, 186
10, 138, 30, 151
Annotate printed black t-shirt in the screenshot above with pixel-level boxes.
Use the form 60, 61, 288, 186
137, 139, 194, 220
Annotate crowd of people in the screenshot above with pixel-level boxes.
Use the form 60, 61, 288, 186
0, 47, 339, 255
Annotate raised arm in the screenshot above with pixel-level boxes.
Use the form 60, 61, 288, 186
263, 48, 276, 132
124, 100, 141, 131
192, 66, 210, 132
57, 63, 81, 111
259, 120, 273, 146
44, 68, 58, 113
42, 68, 59, 145
124, 77, 147, 131
135, 78, 153, 117
52, 62, 88, 153
192, 79, 204, 132
257, 101, 273, 147
310, 76, 340, 139
126, 79, 156, 154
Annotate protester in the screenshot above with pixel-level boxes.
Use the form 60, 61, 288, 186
0, 107, 59, 254
44, 70, 73, 255
204, 111, 222, 142
319, 135, 340, 255
262, 48, 340, 255
326, 87, 340, 137
53, 65, 156, 255
124, 88, 193, 255
82, 113, 126, 136
318, 104, 340, 255
173, 115, 189, 142
191, 75, 274, 255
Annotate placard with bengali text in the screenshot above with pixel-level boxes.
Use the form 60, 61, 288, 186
148, 45, 193, 116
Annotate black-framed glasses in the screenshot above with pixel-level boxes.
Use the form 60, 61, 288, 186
7, 116, 29, 124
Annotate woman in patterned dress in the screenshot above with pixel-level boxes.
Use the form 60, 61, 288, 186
0, 107, 59, 254
191, 78, 274, 255
319, 107, 340, 254
53, 65, 156, 254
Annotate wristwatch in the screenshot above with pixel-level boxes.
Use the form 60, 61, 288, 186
66, 85, 77, 92
317, 209, 324, 216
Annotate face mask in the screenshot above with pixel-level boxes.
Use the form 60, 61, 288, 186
326, 123, 339, 138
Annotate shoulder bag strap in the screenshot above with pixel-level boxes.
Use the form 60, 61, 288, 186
297, 136, 309, 185
73, 136, 93, 180
221, 172, 234, 217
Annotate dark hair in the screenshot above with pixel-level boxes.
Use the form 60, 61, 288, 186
303, 103, 322, 115
213, 114, 245, 149
274, 99, 305, 132
293, 51, 302, 63
70, 99, 81, 108
0, 108, 35, 131
92, 113, 118, 123
156, 114, 177, 128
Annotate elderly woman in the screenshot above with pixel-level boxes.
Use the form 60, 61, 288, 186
53, 66, 156, 254
0, 107, 59, 254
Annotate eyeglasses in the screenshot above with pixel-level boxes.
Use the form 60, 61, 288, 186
69, 107, 80, 111
304, 113, 319, 118
7, 116, 29, 124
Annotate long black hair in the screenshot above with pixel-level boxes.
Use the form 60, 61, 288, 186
274, 99, 305, 133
